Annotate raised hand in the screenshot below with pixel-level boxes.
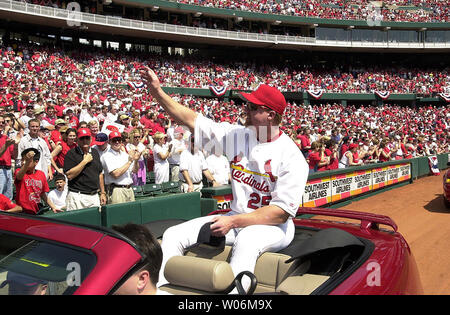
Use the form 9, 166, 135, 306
139, 66, 161, 94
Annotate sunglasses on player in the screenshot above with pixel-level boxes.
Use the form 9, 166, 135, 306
247, 103, 271, 112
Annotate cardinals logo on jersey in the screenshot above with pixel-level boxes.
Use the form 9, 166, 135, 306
230, 155, 277, 193
263, 159, 277, 183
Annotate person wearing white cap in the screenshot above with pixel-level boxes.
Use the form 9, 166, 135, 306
140, 67, 308, 292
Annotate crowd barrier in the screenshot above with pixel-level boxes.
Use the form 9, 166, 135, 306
42, 192, 202, 227
202, 153, 450, 210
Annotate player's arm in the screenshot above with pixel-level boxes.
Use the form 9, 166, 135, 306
140, 66, 197, 132
210, 205, 290, 237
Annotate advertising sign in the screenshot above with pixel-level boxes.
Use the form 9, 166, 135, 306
303, 177, 332, 207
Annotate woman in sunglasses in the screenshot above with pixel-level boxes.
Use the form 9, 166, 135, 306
126, 128, 149, 187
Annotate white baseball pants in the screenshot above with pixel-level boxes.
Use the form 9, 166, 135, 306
157, 211, 295, 292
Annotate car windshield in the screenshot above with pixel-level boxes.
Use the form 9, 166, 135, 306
0, 232, 96, 295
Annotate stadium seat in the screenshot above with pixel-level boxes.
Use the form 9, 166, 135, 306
159, 256, 235, 295
142, 183, 162, 196
161, 181, 180, 193
146, 172, 155, 184
133, 185, 144, 198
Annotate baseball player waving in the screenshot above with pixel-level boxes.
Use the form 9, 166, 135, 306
140, 67, 309, 292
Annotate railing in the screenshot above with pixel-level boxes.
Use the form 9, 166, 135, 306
0, 0, 449, 49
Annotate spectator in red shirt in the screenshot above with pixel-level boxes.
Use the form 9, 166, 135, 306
378, 140, 393, 162
54, 102, 65, 118
0, 193, 22, 213
152, 114, 166, 135
51, 127, 77, 172
66, 109, 79, 129
14, 148, 61, 214
307, 141, 328, 174
140, 110, 156, 130
42, 105, 57, 126
49, 118, 66, 151
298, 127, 311, 158
323, 139, 339, 170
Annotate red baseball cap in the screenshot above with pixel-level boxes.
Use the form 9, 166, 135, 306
77, 128, 92, 138
106, 125, 119, 132
349, 143, 359, 150
239, 84, 287, 115
109, 131, 122, 140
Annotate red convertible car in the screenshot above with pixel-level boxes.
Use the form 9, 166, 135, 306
444, 169, 450, 209
0, 208, 423, 295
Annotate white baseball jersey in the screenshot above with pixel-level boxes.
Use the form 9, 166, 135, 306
194, 114, 308, 218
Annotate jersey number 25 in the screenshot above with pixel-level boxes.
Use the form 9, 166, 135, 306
247, 192, 272, 210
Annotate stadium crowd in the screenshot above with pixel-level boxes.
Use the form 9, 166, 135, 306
0, 42, 448, 97
21, 0, 449, 23
175, 0, 448, 23
0, 41, 449, 214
